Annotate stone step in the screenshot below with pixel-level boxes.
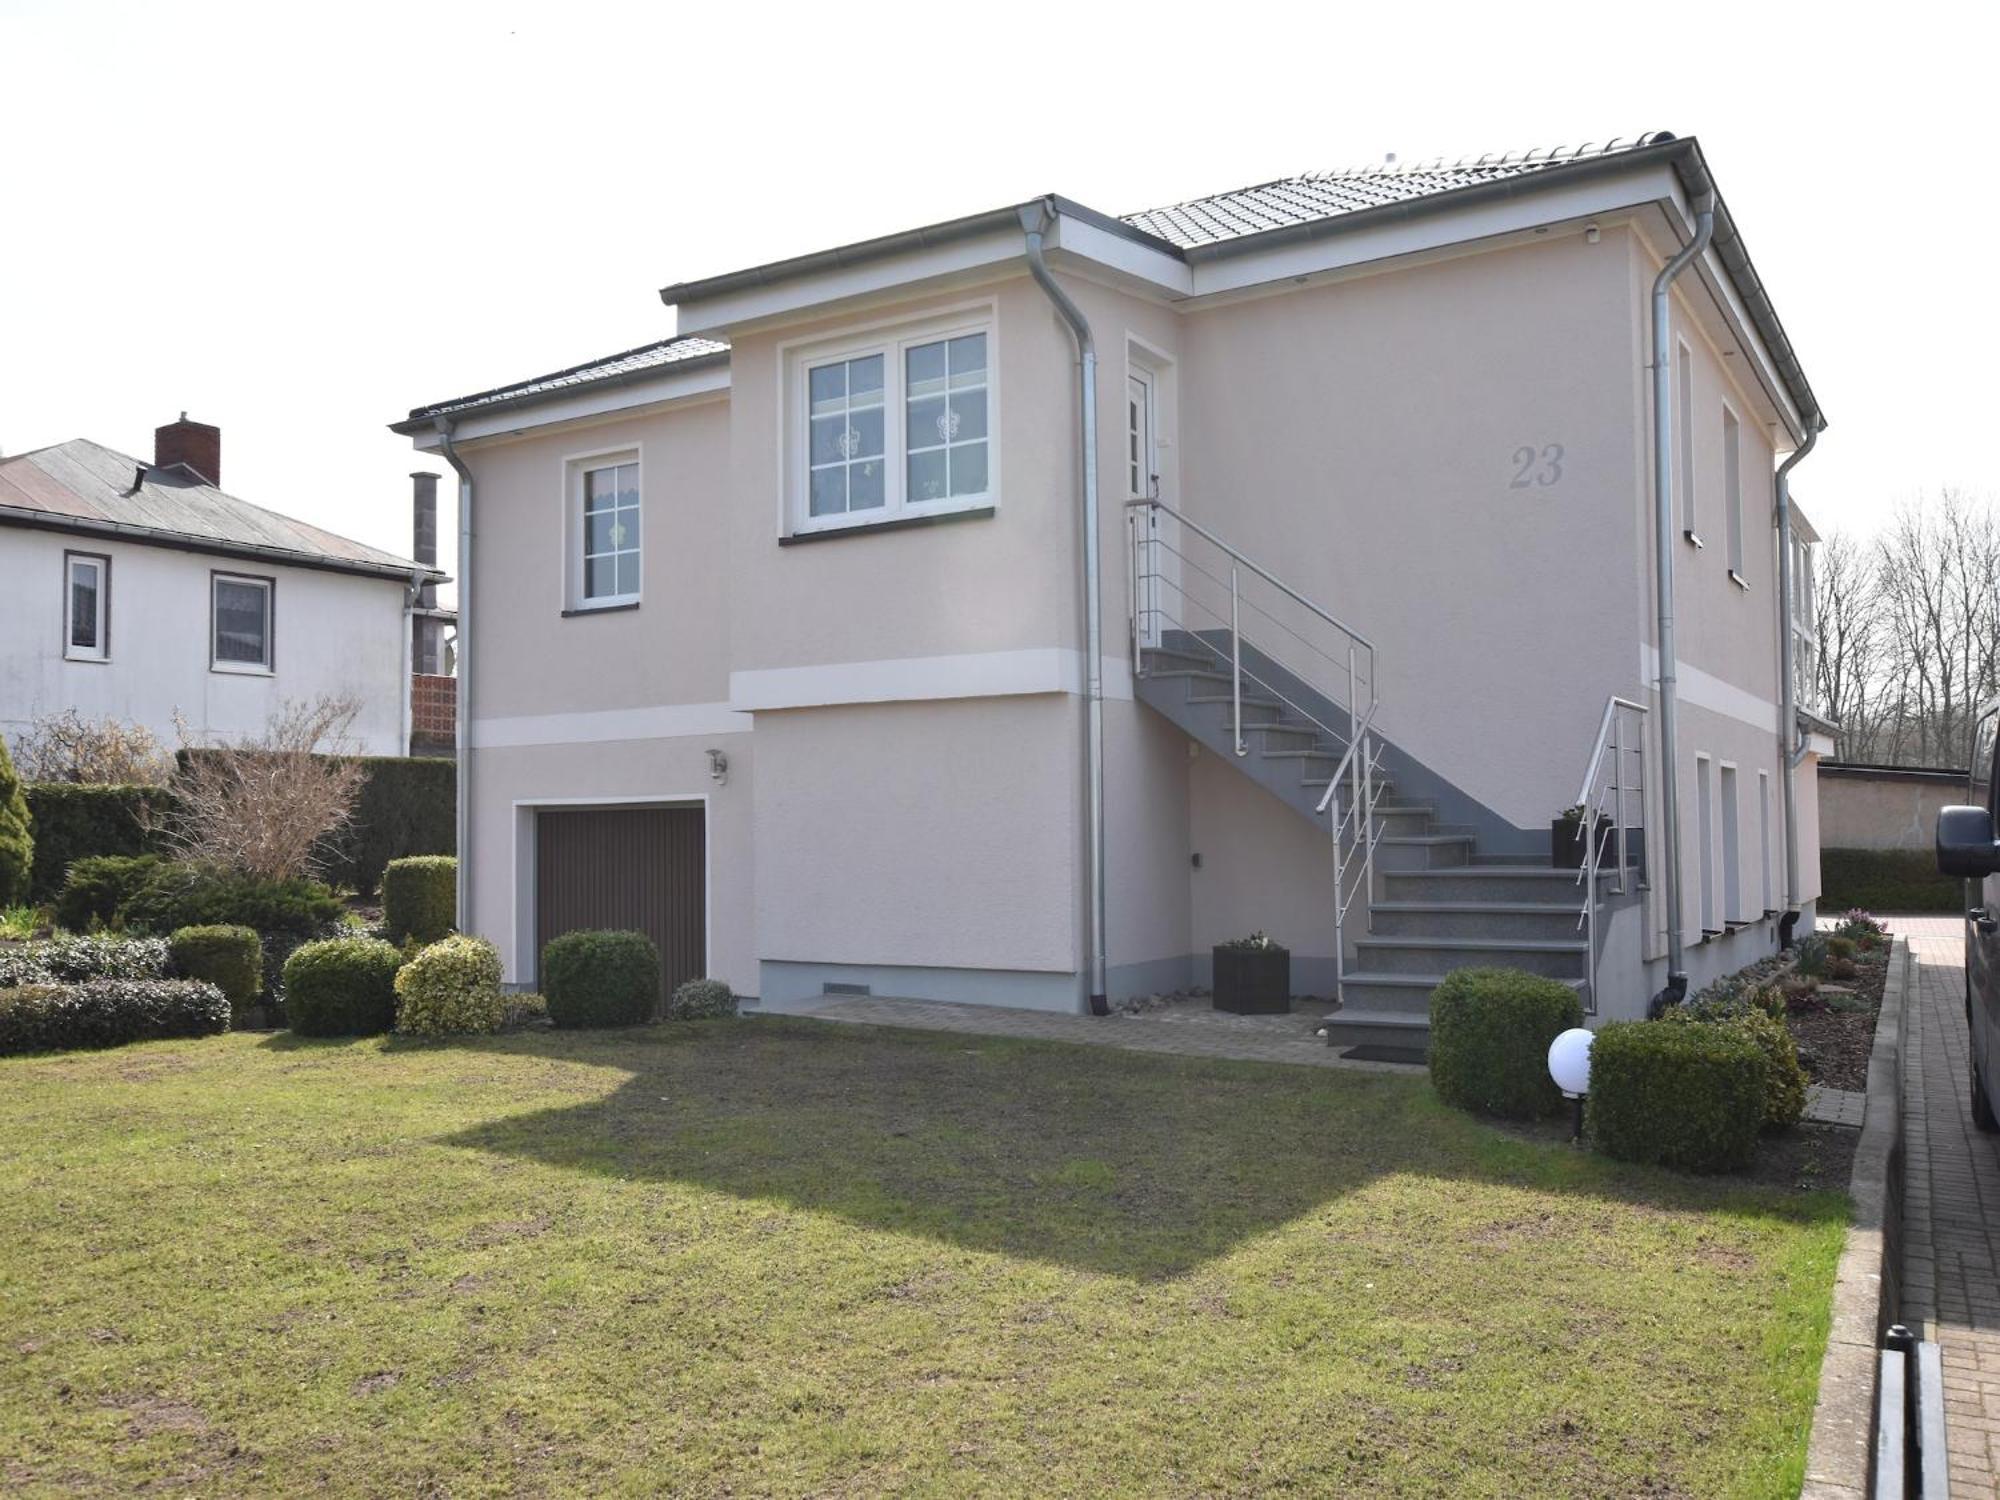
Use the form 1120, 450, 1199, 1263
1331, 972, 1445, 1017
1350, 935, 1590, 979
1183, 691, 1285, 717
1383, 866, 1604, 904
1371, 900, 1587, 940
1373, 833, 1475, 871
1318, 1008, 1431, 1055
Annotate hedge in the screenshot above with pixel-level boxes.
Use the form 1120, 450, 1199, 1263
0, 738, 30, 907
316, 757, 456, 897
1587, 1020, 1766, 1172
284, 936, 403, 1036
0, 978, 229, 1055
394, 934, 505, 1037
23, 783, 173, 902
382, 856, 456, 945
168, 926, 264, 1015
37, 933, 171, 982
543, 930, 660, 1028
1819, 847, 1962, 914
1427, 967, 1583, 1119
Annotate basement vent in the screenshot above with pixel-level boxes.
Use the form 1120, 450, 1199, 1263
822, 982, 871, 996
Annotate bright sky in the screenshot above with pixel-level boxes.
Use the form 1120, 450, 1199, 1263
4, 0, 1995, 596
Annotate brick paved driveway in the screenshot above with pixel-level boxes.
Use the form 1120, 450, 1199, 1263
1896, 914, 2000, 1493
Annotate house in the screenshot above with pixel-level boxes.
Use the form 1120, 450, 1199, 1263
393, 131, 1832, 1047
0, 416, 454, 759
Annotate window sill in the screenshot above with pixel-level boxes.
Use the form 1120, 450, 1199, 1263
1683, 530, 1705, 549
62, 652, 111, 665
1727, 570, 1750, 591
562, 601, 641, 618
210, 664, 274, 677
781, 505, 995, 546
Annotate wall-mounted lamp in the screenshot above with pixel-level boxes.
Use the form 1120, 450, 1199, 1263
706, 748, 729, 787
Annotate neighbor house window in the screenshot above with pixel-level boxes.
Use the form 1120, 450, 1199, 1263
64, 551, 109, 661
1722, 407, 1745, 583
211, 572, 273, 671
795, 318, 992, 534
579, 459, 641, 605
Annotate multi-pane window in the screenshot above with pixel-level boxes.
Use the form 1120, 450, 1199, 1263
65, 552, 108, 661
904, 334, 987, 504
798, 322, 992, 532
1722, 408, 1744, 580
212, 574, 272, 670
809, 355, 886, 517
582, 461, 641, 603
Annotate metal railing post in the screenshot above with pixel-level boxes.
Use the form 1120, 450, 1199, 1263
1230, 563, 1245, 756
1331, 811, 1347, 1003
1126, 509, 1140, 675
1613, 709, 1629, 897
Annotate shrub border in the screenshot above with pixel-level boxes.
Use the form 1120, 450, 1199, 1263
1800, 935, 1908, 1499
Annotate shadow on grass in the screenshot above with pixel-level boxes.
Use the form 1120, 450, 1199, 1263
434, 1016, 1848, 1280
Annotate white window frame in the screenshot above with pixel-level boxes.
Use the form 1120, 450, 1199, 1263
210, 571, 274, 674
1676, 339, 1701, 547
1722, 404, 1746, 586
561, 445, 643, 612
63, 550, 110, 662
785, 306, 999, 537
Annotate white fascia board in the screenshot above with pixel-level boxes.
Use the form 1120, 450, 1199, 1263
1046, 215, 1193, 298
1180, 167, 1671, 303
406, 364, 732, 451
673, 226, 1030, 336
1805, 729, 1837, 758
730, 648, 1134, 711
1652, 184, 1806, 445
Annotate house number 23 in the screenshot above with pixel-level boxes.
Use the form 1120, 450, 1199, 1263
1509, 443, 1565, 488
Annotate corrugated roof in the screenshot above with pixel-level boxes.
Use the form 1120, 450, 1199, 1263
401, 334, 729, 427
1121, 137, 1669, 249
0, 438, 432, 579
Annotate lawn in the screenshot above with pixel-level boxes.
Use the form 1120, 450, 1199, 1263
0, 1019, 1845, 1497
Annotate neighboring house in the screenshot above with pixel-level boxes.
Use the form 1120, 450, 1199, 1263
395, 131, 1833, 1046
0, 415, 453, 759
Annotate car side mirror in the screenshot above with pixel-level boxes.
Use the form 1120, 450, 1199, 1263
1937, 805, 2000, 877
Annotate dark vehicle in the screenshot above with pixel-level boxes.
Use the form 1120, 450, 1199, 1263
1937, 699, 2000, 1129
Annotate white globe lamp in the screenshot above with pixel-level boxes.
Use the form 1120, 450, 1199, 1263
1548, 1026, 1595, 1140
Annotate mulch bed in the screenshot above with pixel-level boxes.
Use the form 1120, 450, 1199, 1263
1783, 943, 1891, 1094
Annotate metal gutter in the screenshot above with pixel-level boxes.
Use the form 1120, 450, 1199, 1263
392, 346, 731, 436
0, 505, 442, 585
1020, 199, 1110, 1018
434, 420, 475, 934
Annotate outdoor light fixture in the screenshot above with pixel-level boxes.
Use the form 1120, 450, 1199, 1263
706, 748, 728, 787
1548, 1027, 1595, 1141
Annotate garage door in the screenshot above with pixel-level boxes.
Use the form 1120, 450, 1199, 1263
535, 806, 705, 999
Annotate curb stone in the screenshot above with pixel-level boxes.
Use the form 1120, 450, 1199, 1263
1800, 935, 1909, 1500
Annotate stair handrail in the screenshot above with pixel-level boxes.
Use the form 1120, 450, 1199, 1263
1572, 695, 1650, 1015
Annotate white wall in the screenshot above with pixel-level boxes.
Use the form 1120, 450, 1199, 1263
0, 527, 409, 756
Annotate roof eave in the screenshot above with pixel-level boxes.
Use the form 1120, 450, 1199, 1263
0, 505, 442, 583
391, 347, 733, 435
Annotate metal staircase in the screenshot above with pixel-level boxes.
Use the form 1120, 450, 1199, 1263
1127, 498, 1605, 1055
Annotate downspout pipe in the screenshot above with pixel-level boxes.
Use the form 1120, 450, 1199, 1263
1774, 421, 1821, 948
1020, 200, 1110, 1017
435, 419, 475, 935
1649, 189, 1715, 1011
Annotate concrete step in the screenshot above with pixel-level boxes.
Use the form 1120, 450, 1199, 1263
1319, 1008, 1431, 1055
1255, 724, 1339, 753
1183, 691, 1285, 717
1140, 646, 1220, 672
1350, 935, 1589, 979
1373, 833, 1475, 871
1331, 972, 1444, 1017
1383, 866, 1604, 904
1371, 900, 1587, 940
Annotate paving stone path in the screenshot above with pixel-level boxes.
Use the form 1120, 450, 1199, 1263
1896, 914, 2000, 1495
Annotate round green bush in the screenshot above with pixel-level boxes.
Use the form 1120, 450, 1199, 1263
668, 977, 736, 1020
542, 929, 660, 1028
0, 736, 31, 908
1427, 966, 1584, 1119
1586, 1019, 1765, 1172
382, 856, 456, 946
168, 925, 264, 1015
54, 853, 164, 932
284, 936, 403, 1037
1666, 1005, 1807, 1133
394, 934, 505, 1038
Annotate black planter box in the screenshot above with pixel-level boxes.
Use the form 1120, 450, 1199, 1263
1213, 944, 1291, 1014
1550, 816, 1615, 871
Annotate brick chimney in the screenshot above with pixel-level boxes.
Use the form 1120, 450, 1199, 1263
155, 412, 220, 486
411, 472, 439, 568
411, 471, 444, 674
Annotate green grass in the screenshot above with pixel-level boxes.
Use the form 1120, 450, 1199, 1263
0, 1020, 1846, 1497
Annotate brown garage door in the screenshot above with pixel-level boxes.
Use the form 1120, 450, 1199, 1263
535, 806, 705, 998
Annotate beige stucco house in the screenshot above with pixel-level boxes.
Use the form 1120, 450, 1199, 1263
394, 131, 1832, 1050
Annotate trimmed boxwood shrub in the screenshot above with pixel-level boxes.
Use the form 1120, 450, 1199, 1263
317, 757, 455, 897
394, 934, 504, 1037
382, 856, 456, 945
1666, 1004, 1808, 1133
542, 930, 660, 1029
54, 853, 165, 932
1587, 1020, 1766, 1172
0, 737, 31, 907
0, 978, 229, 1055
668, 977, 736, 1020
1819, 847, 1960, 914
168, 925, 263, 1015
284, 936, 403, 1037
38, 933, 171, 981
1428, 966, 1583, 1119
24, 783, 173, 902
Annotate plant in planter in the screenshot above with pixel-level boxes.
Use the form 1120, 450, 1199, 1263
1212, 931, 1290, 1014
1549, 805, 1615, 870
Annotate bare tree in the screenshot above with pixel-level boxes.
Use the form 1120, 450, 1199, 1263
165, 696, 367, 882
11, 709, 172, 785
1811, 532, 1881, 759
